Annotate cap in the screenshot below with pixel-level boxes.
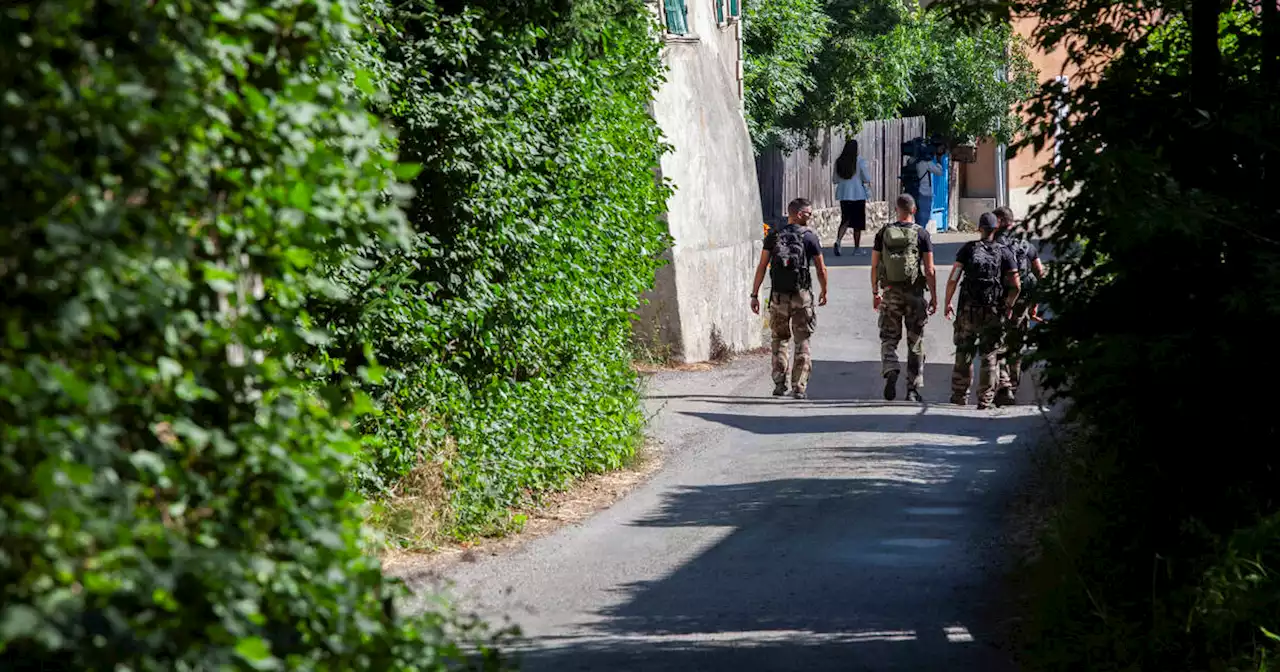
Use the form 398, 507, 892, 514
978, 212, 999, 230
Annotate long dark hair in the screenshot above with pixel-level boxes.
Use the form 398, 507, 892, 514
835, 139, 858, 180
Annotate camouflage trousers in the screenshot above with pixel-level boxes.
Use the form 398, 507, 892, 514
998, 303, 1031, 394
770, 290, 816, 392
879, 288, 928, 391
952, 304, 1005, 405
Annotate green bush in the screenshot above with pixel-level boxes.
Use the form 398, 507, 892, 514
745, 0, 1035, 149
982, 0, 1280, 668
742, 0, 830, 151
0, 1, 502, 668
312, 0, 673, 538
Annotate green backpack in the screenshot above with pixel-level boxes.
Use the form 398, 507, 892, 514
881, 223, 922, 288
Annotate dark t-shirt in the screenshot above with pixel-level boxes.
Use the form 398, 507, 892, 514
872, 221, 934, 254
955, 240, 1017, 307
764, 225, 822, 292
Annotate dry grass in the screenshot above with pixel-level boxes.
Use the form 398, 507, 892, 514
366, 438, 456, 552
631, 360, 714, 374
380, 440, 665, 577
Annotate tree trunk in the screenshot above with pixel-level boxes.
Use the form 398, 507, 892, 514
1264, 0, 1278, 88
1190, 0, 1221, 109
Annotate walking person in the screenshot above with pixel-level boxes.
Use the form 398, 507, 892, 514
751, 198, 829, 399
944, 212, 1021, 409
833, 139, 873, 256
871, 194, 938, 402
901, 139, 944, 228
992, 205, 1046, 405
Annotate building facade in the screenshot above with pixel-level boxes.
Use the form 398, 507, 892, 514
634, 0, 765, 362
958, 16, 1081, 223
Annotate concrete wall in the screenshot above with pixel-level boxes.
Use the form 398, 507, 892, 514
636, 2, 764, 363
962, 141, 1000, 199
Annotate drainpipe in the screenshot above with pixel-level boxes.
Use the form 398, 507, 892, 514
995, 37, 1011, 208
736, 11, 745, 107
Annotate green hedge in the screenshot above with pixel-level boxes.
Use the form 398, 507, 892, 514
1, 0, 501, 668
1009, 3, 1280, 670
314, 0, 673, 538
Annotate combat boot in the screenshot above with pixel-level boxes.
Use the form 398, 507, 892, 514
883, 371, 899, 401
994, 388, 1016, 407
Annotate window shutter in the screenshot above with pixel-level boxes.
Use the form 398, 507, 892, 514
729, 0, 739, 17
716, 0, 725, 23
664, 0, 689, 34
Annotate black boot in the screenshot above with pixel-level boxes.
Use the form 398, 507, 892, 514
883, 371, 899, 401
994, 388, 1016, 407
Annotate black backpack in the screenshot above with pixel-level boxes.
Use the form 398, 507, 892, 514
960, 240, 1006, 308
770, 224, 811, 293
899, 159, 926, 196
1012, 239, 1039, 292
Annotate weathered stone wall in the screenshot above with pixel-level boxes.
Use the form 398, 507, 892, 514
804, 201, 894, 244
634, 4, 764, 363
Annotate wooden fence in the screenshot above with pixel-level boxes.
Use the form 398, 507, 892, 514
756, 116, 927, 225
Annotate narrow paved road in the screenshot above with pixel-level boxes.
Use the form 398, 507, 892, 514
406, 232, 1049, 671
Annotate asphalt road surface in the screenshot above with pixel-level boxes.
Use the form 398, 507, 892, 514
407, 232, 1050, 671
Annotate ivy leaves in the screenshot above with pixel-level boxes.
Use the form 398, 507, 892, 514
1, 0, 505, 668
316, 0, 673, 538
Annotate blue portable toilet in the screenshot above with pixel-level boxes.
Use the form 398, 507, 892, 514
930, 154, 950, 233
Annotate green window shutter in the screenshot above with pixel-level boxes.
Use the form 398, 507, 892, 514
716, 0, 725, 23
730, 0, 739, 17
664, 0, 688, 34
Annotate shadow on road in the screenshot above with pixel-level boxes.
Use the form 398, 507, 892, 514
514, 448, 1024, 671
506, 354, 1048, 671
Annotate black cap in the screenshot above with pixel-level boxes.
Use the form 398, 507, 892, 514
978, 212, 999, 230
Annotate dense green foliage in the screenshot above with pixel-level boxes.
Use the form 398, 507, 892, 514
743, 0, 1036, 149
313, 0, 673, 539
907, 20, 1037, 145
742, 0, 830, 150
0, 0, 506, 668
944, 0, 1280, 667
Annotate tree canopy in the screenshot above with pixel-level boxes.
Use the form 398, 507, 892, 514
743, 0, 1037, 150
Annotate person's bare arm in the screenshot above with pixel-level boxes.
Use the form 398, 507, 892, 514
1004, 271, 1022, 317
750, 249, 770, 314
944, 262, 963, 319
923, 251, 938, 313
814, 253, 829, 306
1033, 257, 1046, 278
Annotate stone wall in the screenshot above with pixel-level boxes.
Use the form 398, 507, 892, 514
634, 4, 765, 363
804, 201, 893, 243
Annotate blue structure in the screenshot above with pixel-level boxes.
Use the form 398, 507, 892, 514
930, 154, 950, 233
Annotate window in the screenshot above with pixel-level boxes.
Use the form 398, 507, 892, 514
664, 0, 689, 34
716, 0, 740, 24
716, 0, 747, 24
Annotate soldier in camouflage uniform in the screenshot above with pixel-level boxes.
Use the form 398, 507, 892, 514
751, 198, 829, 399
992, 206, 1045, 406
871, 194, 938, 402
944, 212, 1021, 409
